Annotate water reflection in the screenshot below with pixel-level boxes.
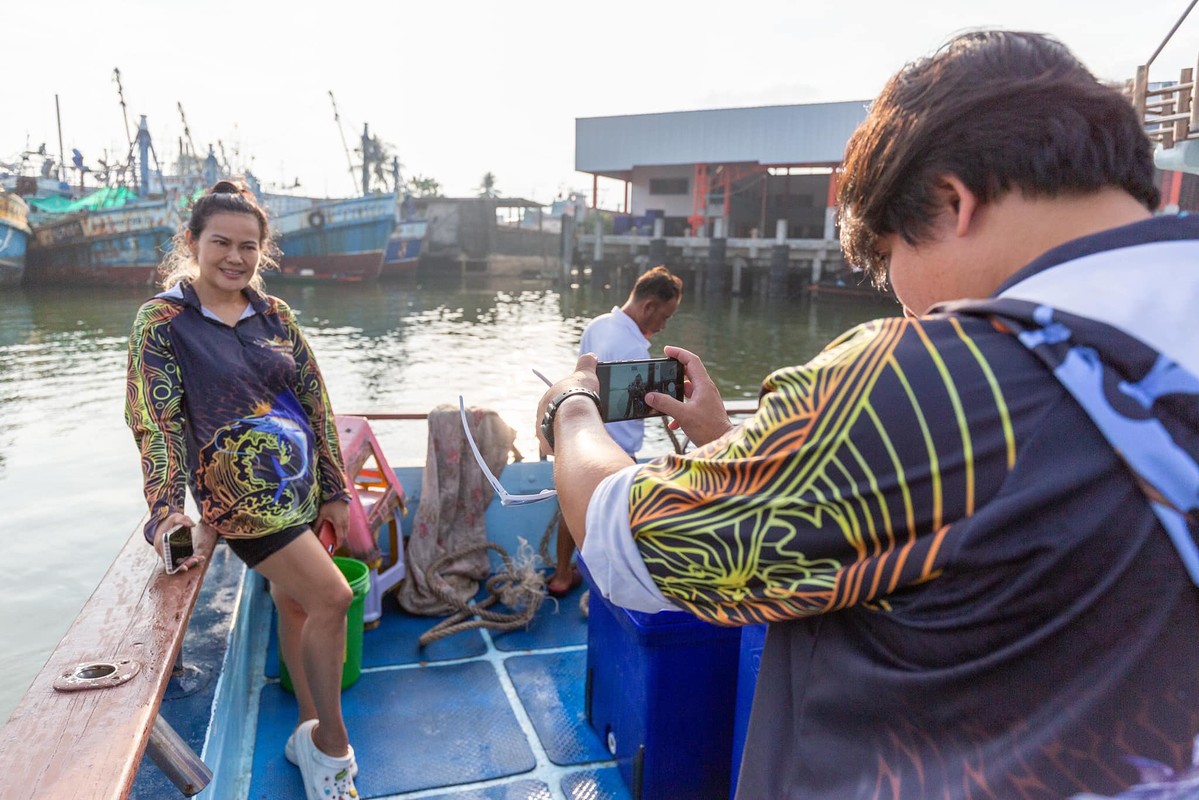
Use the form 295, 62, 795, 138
0, 275, 899, 721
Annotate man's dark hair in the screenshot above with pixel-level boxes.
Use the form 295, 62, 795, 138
631, 265, 683, 303
837, 30, 1160, 284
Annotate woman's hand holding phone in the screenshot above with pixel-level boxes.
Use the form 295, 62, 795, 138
315, 499, 351, 555
153, 513, 203, 575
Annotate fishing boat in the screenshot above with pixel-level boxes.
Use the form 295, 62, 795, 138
0, 189, 31, 288
379, 193, 427, 279
23, 192, 177, 287
22, 116, 180, 288
269, 192, 400, 283
380, 217, 427, 278
265, 117, 403, 284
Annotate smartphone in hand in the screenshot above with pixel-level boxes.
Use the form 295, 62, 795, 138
316, 519, 337, 556
595, 357, 684, 423
161, 525, 194, 575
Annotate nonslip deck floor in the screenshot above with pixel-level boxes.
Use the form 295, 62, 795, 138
251, 581, 631, 800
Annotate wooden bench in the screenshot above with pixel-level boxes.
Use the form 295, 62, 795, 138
0, 521, 218, 798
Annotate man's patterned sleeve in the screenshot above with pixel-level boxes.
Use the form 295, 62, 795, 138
627, 317, 1020, 626
276, 299, 349, 504
125, 301, 188, 542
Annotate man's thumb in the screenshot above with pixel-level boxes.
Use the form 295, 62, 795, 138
644, 392, 682, 416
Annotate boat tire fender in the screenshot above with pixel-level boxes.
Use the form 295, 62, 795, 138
308, 210, 325, 228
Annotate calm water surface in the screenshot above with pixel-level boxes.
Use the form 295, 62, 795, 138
0, 275, 897, 720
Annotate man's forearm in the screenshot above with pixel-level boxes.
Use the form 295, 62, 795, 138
551, 398, 635, 548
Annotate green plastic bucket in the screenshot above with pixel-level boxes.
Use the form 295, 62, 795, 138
280, 556, 371, 692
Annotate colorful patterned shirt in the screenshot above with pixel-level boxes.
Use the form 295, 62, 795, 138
583, 214, 1199, 798
125, 282, 348, 542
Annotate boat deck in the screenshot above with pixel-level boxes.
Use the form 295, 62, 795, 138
130, 461, 637, 800
252, 576, 627, 799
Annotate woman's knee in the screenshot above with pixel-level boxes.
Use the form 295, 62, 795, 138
309, 578, 353, 619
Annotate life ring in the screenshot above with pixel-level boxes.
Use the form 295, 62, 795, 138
308, 210, 325, 228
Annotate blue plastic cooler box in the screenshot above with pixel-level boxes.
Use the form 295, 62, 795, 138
580, 557, 742, 800
729, 623, 768, 799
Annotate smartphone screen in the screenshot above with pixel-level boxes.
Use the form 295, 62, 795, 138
595, 357, 684, 423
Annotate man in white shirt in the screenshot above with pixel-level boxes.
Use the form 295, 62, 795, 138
547, 265, 682, 597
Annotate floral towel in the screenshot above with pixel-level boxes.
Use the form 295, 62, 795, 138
397, 404, 516, 616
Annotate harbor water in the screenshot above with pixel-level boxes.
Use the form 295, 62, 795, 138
0, 274, 896, 721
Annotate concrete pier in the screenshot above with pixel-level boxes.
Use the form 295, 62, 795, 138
578, 231, 850, 298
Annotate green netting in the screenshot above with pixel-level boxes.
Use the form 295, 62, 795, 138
27, 185, 136, 214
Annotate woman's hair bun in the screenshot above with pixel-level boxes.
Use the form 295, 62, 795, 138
210, 179, 245, 195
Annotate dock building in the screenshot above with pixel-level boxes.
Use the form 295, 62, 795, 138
572, 100, 872, 298
573, 98, 1199, 298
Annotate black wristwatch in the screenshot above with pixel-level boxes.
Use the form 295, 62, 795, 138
540, 387, 603, 449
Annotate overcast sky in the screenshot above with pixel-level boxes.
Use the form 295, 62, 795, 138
7, 0, 1199, 207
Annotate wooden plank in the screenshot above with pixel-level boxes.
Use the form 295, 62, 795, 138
1146, 81, 1196, 97
0, 523, 217, 799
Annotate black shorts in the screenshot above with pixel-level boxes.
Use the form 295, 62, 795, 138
223, 523, 312, 569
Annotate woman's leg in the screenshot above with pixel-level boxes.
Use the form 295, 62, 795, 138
272, 585, 317, 725
256, 532, 353, 757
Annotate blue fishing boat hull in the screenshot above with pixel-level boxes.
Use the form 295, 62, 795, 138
381, 219, 427, 279
0, 192, 31, 288
24, 203, 175, 287
274, 194, 398, 283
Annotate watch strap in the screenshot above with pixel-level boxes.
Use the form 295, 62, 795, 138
541, 387, 602, 449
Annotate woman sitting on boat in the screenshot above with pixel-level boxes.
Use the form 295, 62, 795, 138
124, 179, 359, 800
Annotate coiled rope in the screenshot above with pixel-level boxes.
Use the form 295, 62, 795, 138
417, 510, 564, 646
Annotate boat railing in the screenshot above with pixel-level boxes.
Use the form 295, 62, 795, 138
0, 519, 219, 799
346, 403, 761, 459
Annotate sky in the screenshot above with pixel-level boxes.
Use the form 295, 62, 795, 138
6, 0, 1199, 209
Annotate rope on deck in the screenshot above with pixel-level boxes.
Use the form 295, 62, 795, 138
417, 510, 565, 646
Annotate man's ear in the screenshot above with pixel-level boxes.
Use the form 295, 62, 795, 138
936, 174, 979, 238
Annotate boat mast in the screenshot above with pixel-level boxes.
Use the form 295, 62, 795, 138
112, 68, 133, 149
328, 91, 358, 196
177, 102, 200, 186
135, 116, 153, 197
54, 94, 66, 186
361, 122, 371, 197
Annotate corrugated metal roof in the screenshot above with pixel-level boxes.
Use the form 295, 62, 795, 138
575, 101, 871, 176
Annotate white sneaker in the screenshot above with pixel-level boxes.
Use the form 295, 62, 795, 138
291, 719, 360, 800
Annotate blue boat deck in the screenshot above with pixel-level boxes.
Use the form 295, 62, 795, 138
253, 578, 629, 799
131, 461, 637, 800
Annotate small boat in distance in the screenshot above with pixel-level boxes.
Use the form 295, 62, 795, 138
380, 217, 427, 278
0, 189, 31, 288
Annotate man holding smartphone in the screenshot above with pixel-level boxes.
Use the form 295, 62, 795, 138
537, 31, 1199, 798
546, 265, 682, 598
